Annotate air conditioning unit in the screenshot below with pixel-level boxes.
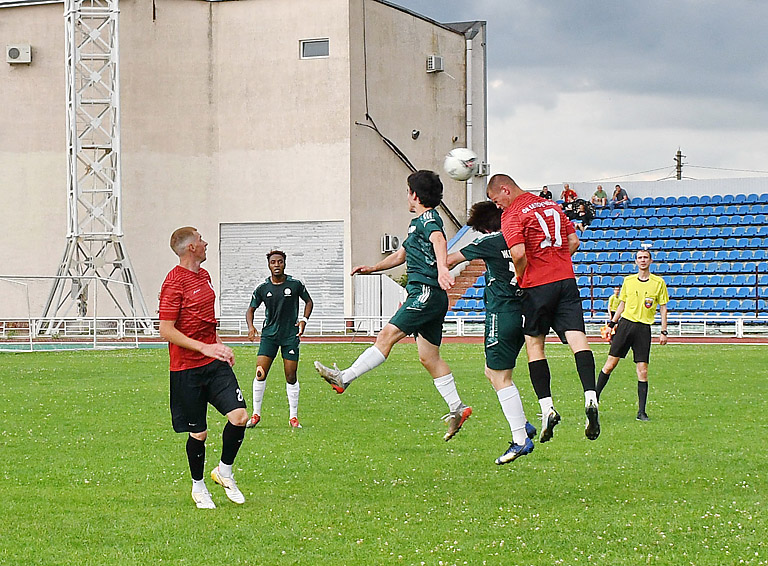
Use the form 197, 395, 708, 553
6, 44, 31, 64
426, 54, 444, 73
381, 234, 401, 253
476, 162, 491, 177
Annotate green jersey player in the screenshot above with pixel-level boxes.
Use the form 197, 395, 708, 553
245, 250, 313, 429
314, 170, 472, 442
447, 201, 536, 465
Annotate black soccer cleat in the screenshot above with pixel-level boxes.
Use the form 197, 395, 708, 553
585, 401, 600, 440
539, 408, 561, 443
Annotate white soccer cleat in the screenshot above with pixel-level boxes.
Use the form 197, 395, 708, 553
191, 488, 216, 509
210, 466, 245, 504
314, 360, 346, 393
539, 407, 561, 443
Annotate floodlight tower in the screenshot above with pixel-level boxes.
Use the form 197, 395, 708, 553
40, 0, 151, 333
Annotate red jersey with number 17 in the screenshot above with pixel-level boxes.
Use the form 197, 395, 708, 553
501, 192, 576, 288
159, 265, 218, 371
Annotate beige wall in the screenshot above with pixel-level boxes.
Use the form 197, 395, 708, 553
349, 0, 469, 280
0, 0, 483, 317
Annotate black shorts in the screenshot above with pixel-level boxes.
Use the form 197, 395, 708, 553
170, 360, 247, 433
608, 318, 652, 363
520, 278, 585, 340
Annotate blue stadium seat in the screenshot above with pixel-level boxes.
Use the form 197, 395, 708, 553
654, 264, 668, 274
579, 287, 592, 298
754, 250, 766, 261
474, 275, 485, 287
722, 195, 735, 204
668, 217, 682, 227
708, 274, 722, 286
645, 217, 660, 227
746, 193, 759, 204
734, 194, 748, 204
577, 276, 591, 287
735, 286, 752, 298
689, 299, 702, 311
701, 299, 715, 311
722, 274, 736, 286
701, 250, 715, 262
709, 195, 723, 205
694, 275, 709, 286
698, 288, 713, 299
699, 239, 713, 249
663, 196, 676, 206
701, 206, 715, 216
754, 214, 767, 224
476, 299, 486, 311
462, 287, 477, 298
741, 299, 756, 312
699, 195, 711, 206
676, 196, 689, 206
454, 299, 467, 311
743, 215, 756, 225
759, 193, 768, 204
574, 264, 590, 274
726, 299, 740, 311
652, 196, 664, 206
735, 204, 750, 215
740, 250, 754, 261
744, 227, 758, 237
641, 197, 654, 207
711, 287, 724, 298
713, 205, 726, 216
723, 287, 738, 298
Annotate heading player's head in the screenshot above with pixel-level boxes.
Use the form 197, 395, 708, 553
170, 226, 207, 261
407, 170, 443, 210
466, 201, 502, 234
266, 250, 286, 277
486, 174, 523, 210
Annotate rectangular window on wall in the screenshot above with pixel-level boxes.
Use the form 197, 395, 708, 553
300, 38, 329, 59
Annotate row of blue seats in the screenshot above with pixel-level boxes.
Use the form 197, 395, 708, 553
574, 249, 768, 263
591, 214, 768, 228
582, 298, 765, 313
578, 274, 768, 288
575, 261, 767, 275
581, 239, 768, 251
453, 298, 485, 311
633, 194, 768, 207
595, 205, 768, 219
581, 286, 765, 300
583, 227, 768, 243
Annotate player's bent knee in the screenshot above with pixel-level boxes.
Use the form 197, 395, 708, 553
190, 430, 207, 442
255, 366, 266, 381
228, 408, 249, 427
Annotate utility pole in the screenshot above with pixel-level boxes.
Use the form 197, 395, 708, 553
675, 149, 685, 180
40, 0, 151, 335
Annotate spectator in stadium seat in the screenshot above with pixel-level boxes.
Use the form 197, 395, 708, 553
608, 184, 629, 213
572, 202, 594, 232
596, 249, 669, 421
591, 185, 608, 208
539, 185, 553, 200
561, 183, 577, 204
607, 286, 621, 320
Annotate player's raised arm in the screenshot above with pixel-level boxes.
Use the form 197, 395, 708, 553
351, 246, 406, 276
446, 250, 467, 270
430, 230, 454, 290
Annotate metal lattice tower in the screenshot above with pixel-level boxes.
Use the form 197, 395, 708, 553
41, 0, 150, 332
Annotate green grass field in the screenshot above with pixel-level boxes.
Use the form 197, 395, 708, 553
1, 343, 765, 565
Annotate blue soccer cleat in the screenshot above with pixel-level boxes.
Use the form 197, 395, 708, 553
525, 421, 537, 440
495, 437, 534, 465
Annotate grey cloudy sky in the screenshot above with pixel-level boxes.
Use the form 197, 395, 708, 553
394, 0, 768, 189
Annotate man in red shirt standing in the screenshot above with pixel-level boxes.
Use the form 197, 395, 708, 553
159, 227, 249, 509
487, 175, 600, 443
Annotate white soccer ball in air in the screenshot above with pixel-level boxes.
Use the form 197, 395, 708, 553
443, 147, 478, 181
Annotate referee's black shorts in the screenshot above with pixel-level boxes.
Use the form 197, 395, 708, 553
520, 278, 586, 341
608, 318, 652, 363
170, 359, 247, 433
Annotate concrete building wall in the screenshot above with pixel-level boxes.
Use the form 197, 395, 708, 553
348, 0, 471, 281
0, 0, 483, 318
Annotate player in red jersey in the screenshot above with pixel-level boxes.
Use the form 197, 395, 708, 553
487, 174, 600, 443
159, 227, 249, 509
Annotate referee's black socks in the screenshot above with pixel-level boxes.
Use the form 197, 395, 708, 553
574, 350, 597, 392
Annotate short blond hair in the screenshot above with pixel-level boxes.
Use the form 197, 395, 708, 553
170, 226, 197, 256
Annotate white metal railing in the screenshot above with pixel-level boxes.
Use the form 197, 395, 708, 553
2, 314, 768, 343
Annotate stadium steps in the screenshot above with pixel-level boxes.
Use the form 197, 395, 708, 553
448, 259, 485, 304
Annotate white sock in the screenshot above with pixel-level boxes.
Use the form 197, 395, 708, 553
286, 381, 300, 419
497, 385, 528, 445
341, 345, 386, 385
252, 378, 266, 414
584, 390, 598, 406
192, 478, 207, 493
218, 462, 232, 478
433, 373, 462, 411
539, 396, 554, 415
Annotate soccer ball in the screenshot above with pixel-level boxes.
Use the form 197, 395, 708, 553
443, 148, 478, 181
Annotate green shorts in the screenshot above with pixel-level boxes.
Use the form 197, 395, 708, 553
484, 310, 525, 371
257, 335, 300, 361
388, 282, 448, 347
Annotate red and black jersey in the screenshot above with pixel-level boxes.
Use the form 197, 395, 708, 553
501, 192, 576, 288
159, 266, 218, 371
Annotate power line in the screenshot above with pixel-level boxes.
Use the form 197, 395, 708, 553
686, 165, 768, 175
585, 166, 671, 183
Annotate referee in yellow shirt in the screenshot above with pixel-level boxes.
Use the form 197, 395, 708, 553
596, 249, 669, 421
